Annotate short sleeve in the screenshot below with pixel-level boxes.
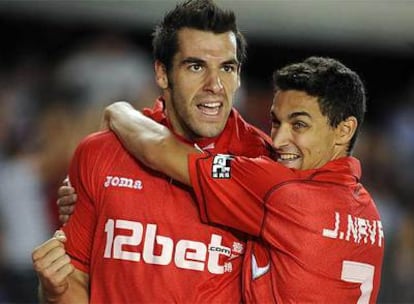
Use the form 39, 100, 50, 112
188, 153, 286, 237
62, 136, 98, 273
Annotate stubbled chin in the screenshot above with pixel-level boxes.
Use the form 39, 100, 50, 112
198, 127, 223, 138
196, 110, 224, 123
277, 159, 302, 170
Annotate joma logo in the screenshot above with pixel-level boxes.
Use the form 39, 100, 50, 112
104, 176, 143, 190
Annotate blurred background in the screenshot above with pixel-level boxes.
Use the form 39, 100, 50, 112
0, 0, 413, 303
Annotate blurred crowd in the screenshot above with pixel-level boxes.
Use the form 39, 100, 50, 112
0, 30, 413, 303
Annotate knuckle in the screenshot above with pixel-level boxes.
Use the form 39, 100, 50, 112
32, 250, 40, 262
42, 267, 54, 280
55, 247, 66, 256
49, 276, 62, 287
33, 260, 42, 272
63, 254, 71, 264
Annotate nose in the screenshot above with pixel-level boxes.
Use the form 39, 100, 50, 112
271, 125, 290, 149
204, 70, 224, 93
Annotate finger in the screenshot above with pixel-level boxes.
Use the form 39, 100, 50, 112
57, 194, 77, 208
54, 230, 67, 242
52, 262, 75, 285
43, 254, 72, 279
58, 205, 75, 216
32, 238, 65, 262
59, 215, 70, 225
33, 245, 67, 273
40, 256, 74, 289
62, 176, 72, 187
57, 186, 75, 197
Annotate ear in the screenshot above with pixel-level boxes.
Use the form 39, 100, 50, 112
335, 116, 358, 147
154, 60, 169, 89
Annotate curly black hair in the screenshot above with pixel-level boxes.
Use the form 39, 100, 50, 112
273, 57, 367, 153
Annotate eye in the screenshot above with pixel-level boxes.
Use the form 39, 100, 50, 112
222, 64, 237, 73
292, 121, 307, 130
189, 64, 203, 72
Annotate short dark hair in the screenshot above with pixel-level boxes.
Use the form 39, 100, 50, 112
273, 56, 366, 153
152, 0, 247, 70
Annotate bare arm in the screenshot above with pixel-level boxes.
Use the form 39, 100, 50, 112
103, 101, 200, 185
32, 232, 89, 303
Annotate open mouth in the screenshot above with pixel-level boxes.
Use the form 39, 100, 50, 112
277, 153, 300, 162
197, 102, 222, 116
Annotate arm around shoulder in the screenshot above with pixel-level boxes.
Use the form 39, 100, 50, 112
104, 101, 199, 185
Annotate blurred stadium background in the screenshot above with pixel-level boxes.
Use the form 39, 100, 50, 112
0, 0, 413, 302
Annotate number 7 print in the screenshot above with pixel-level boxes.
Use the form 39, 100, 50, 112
341, 260, 375, 304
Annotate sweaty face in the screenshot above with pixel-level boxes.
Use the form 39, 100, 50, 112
162, 28, 240, 140
270, 90, 340, 170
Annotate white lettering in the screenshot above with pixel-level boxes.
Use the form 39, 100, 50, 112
357, 218, 368, 244
119, 177, 133, 188
207, 235, 231, 274
377, 221, 384, 247
134, 180, 143, 190
367, 220, 376, 245
104, 176, 112, 187
322, 213, 383, 248
175, 240, 206, 271
143, 224, 173, 265
322, 212, 340, 238
346, 214, 358, 242
103, 219, 241, 273
104, 175, 143, 190
111, 176, 120, 186
113, 220, 142, 261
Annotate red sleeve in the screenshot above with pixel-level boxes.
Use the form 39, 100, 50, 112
188, 153, 291, 237
62, 134, 99, 273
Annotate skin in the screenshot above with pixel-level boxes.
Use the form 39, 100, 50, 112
270, 90, 355, 170
37, 27, 242, 303
156, 27, 241, 140
46, 88, 358, 303
98, 89, 357, 186
32, 232, 88, 303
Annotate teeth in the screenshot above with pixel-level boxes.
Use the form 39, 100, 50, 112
279, 154, 299, 160
198, 103, 221, 116
200, 102, 221, 108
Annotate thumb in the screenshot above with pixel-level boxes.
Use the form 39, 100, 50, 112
53, 230, 67, 242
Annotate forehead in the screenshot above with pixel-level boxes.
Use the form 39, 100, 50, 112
272, 90, 323, 119
176, 27, 237, 60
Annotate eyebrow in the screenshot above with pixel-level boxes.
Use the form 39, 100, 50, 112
222, 59, 239, 66
181, 57, 205, 65
181, 57, 239, 66
288, 111, 312, 120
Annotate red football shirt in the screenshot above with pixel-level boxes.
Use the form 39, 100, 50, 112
189, 154, 384, 303
62, 98, 272, 303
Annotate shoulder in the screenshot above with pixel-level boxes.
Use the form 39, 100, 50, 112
227, 109, 273, 157
76, 130, 121, 152
72, 130, 124, 164
79, 129, 119, 146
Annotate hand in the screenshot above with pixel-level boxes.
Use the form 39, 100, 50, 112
57, 178, 77, 225
32, 231, 74, 302
100, 101, 135, 131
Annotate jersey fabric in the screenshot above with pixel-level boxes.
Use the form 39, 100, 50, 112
62, 98, 273, 303
189, 154, 384, 303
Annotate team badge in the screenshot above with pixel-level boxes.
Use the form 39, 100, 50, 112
212, 154, 233, 179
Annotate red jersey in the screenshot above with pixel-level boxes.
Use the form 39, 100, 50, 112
62, 98, 272, 303
189, 154, 384, 303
